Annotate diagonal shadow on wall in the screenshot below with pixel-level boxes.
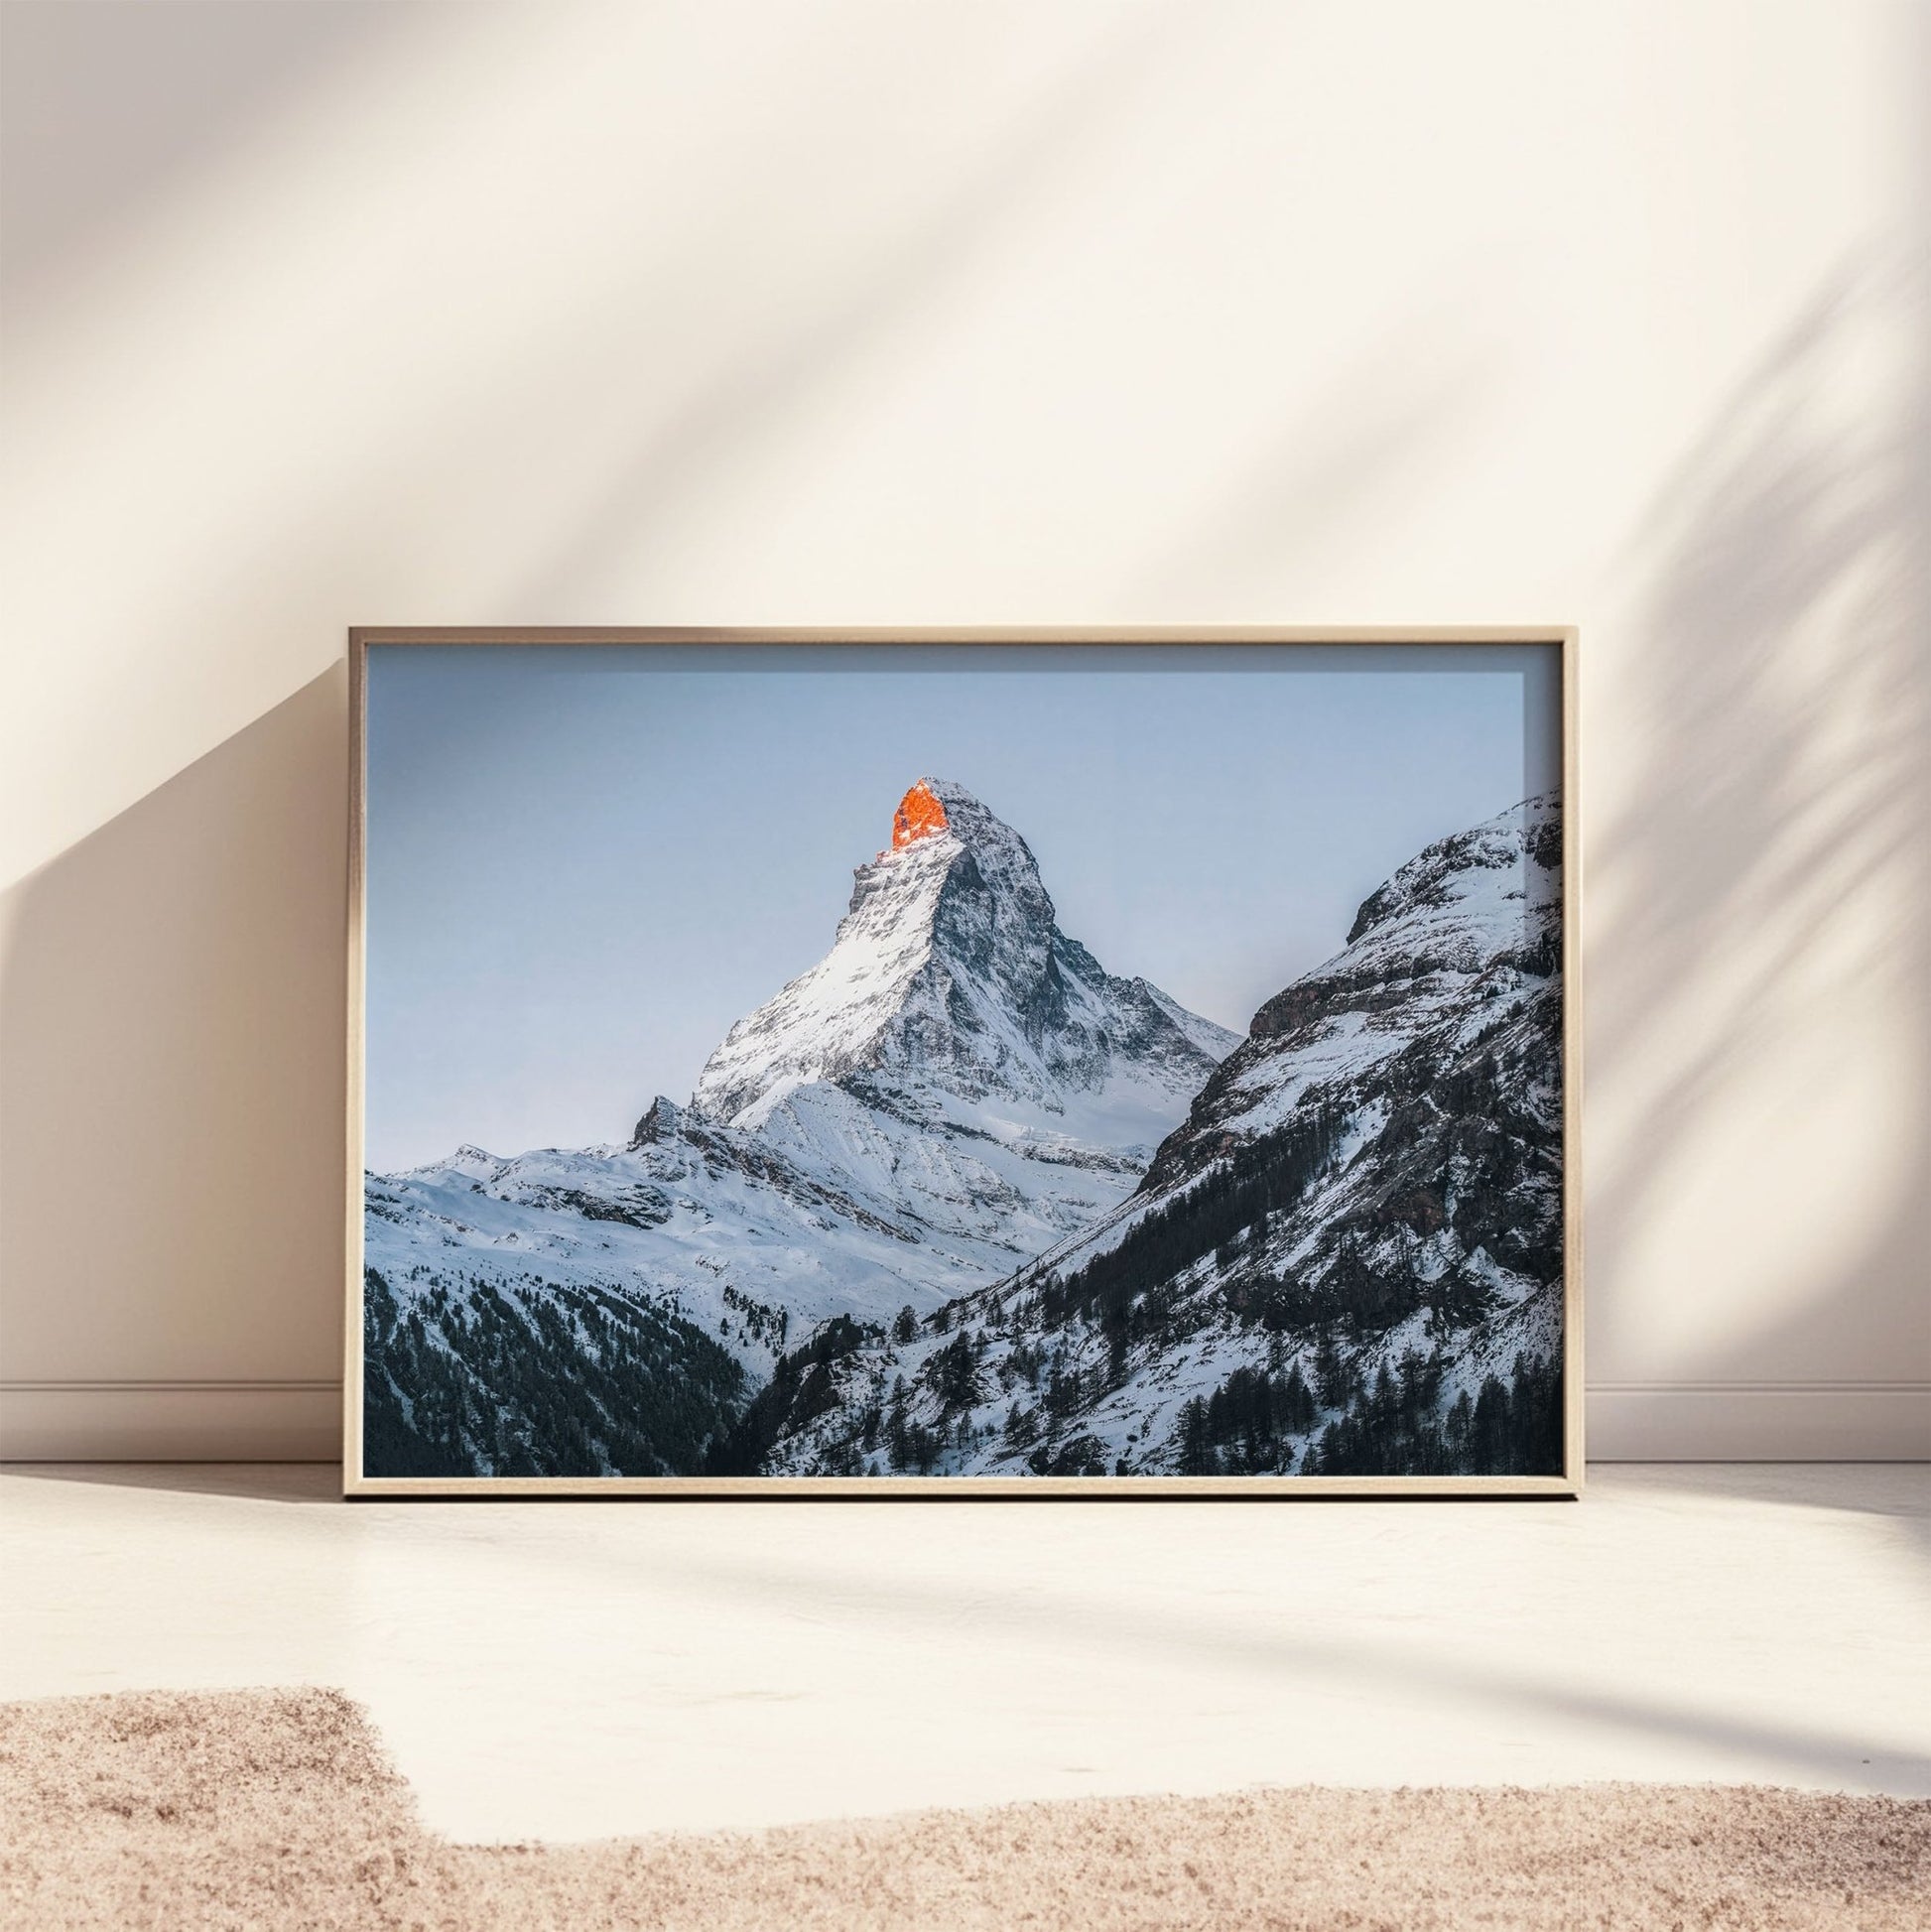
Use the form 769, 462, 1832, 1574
1587, 250, 1931, 1398
0, 669, 348, 1388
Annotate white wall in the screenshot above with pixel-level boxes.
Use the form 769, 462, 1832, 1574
2, 0, 1924, 1461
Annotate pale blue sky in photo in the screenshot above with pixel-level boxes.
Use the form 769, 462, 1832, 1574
364, 642, 1559, 1171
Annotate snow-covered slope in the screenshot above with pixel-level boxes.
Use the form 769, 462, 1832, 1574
362, 779, 1237, 1477
737, 795, 1567, 1479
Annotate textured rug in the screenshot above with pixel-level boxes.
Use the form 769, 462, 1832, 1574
2, 1689, 1925, 1930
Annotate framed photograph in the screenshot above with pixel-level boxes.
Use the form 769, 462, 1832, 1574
346, 629, 1580, 1496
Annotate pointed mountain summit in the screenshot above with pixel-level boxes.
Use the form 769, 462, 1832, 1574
891, 777, 950, 847
693, 777, 1235, 1133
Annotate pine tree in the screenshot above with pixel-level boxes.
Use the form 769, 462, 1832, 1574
1471, 1374, 1510, 1472
1176, 1397, 1216, 1476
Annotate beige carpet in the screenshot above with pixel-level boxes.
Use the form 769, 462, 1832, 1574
2, 1689, 1924, 1930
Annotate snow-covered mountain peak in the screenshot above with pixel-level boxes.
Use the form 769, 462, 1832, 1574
864, 777, 1055, 934
1341, 791, 1560, 954
691, 778, 1054, 1127
399, 1142, 503, 1182
688, 778, 1230, 1134
627, 1095, 684, 1149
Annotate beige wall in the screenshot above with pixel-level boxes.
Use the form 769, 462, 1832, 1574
2, 0, 1924, 1461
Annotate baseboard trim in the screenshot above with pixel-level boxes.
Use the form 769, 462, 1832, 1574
1586, 1383, 1930, 1462
0, 1382, 342, 1462
2, 1379, 1925, 1465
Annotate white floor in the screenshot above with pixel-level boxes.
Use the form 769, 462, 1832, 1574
2, 1464, 1925, 1844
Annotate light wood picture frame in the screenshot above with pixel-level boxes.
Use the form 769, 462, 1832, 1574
345, 628, 1582, 1498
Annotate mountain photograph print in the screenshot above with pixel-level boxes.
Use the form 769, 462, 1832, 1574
349, 631, 1578, 1495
